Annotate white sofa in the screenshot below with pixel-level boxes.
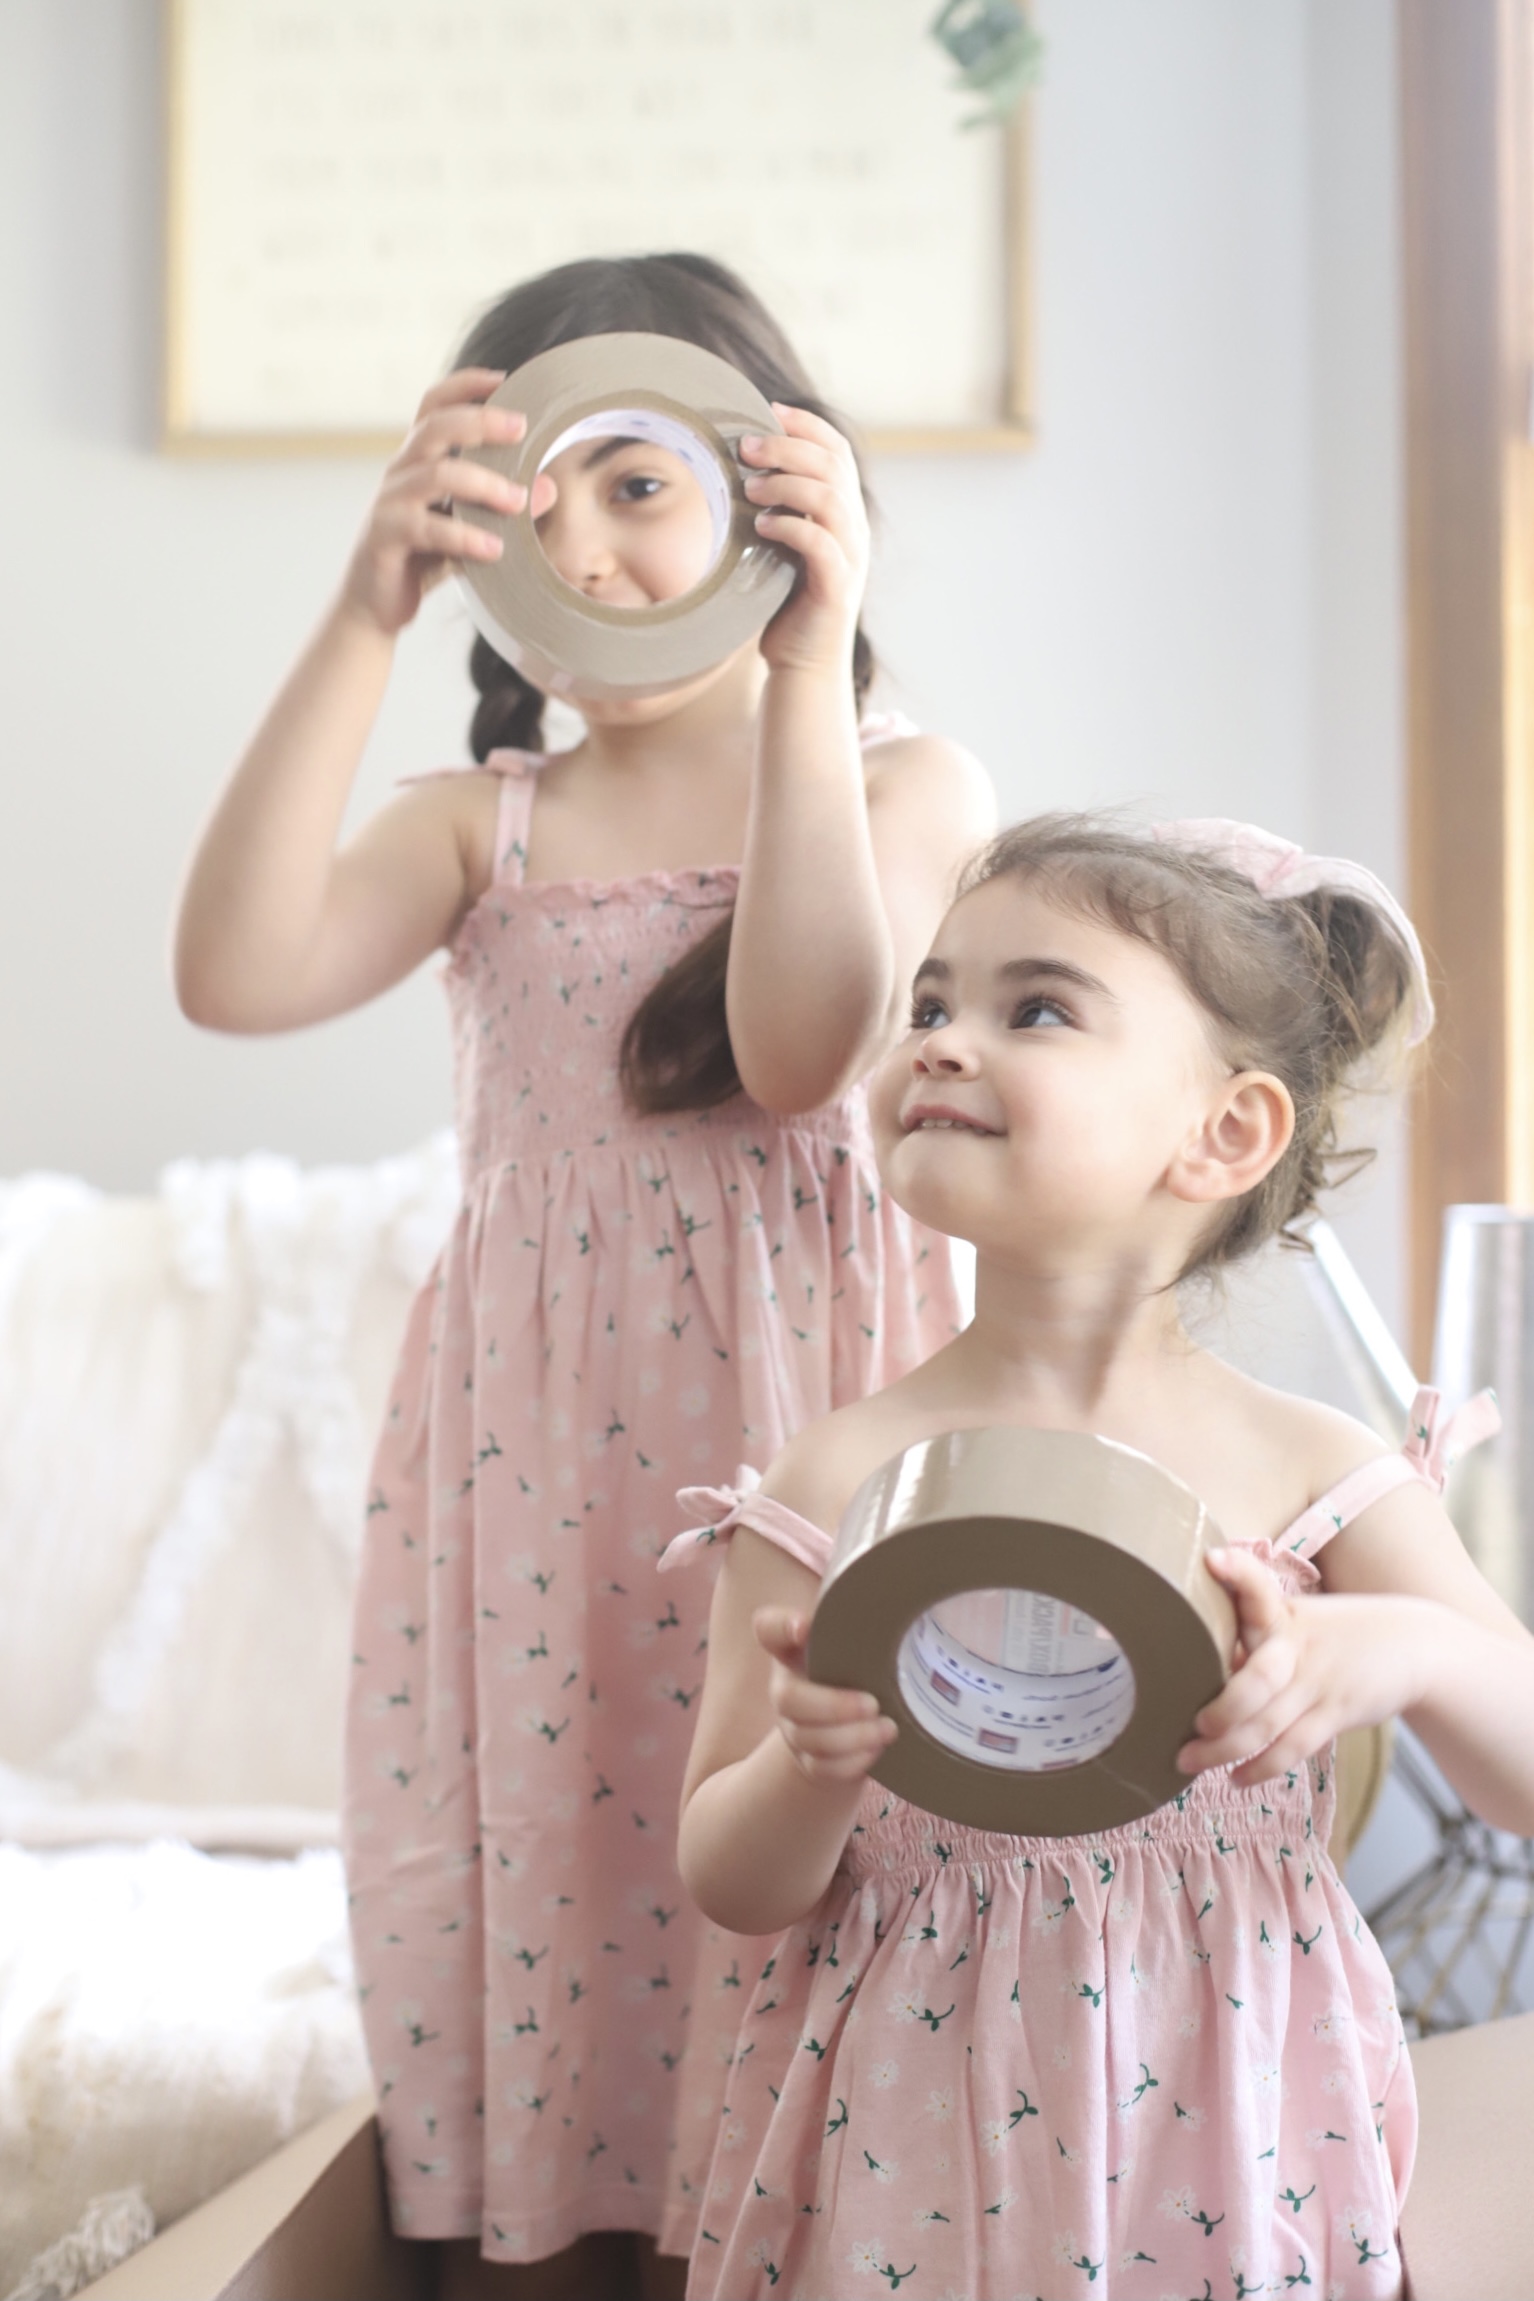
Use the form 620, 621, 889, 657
0, 1142, 459, 2297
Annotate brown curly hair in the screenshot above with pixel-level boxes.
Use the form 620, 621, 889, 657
958, 815, 1422, 1276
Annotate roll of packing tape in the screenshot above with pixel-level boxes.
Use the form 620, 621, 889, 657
454, 332, 797, 700
804, 1427, 1238, 1837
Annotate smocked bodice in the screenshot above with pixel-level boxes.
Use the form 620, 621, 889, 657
837, 1751, 1336, 1879
445, 861, 875, 1184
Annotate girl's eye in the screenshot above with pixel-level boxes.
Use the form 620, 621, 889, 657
910, 996, 949, 1031
1011, 996, 1072, 1031
614, 472, 664, 503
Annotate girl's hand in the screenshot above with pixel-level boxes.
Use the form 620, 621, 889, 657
1176, 1547, 1432, 1786
338, 369, 555, 638
753, 1606, 897, 1786
740, 405, 871, 683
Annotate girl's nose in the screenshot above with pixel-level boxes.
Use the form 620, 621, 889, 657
537, 503, 617, 597
914, 1030, 979, 1078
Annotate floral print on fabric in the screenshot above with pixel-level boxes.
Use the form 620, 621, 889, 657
675, 1498, 1415, 2301
341, 745, 959, 2265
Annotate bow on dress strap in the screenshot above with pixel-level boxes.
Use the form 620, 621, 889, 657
657, 1466, 763, 1573
1402, 1384, 1501, 1492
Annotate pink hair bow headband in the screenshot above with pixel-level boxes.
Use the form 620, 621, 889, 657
1149, 817, 1435, 1048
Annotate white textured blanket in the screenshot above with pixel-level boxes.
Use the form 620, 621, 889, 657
0, 1842, 368, 2293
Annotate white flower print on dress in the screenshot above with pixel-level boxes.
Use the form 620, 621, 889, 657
1177, 2011, 1201, 2039
926, 2087, 955, 2122
1334, 2204, 1392, 2265
980, 2117, 1011, 2157
848, 2240, 882, 2276
870, 2059, 900, 2089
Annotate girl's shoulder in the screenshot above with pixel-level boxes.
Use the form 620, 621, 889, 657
759, 1385, 948, 1542
1185, 1350, 1412, 1550
860, 719, 994, 823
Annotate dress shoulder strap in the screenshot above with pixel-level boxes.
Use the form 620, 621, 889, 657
658, 1469, 835, 1579
1276, 1383, 1501, 1563
397, 751, 543, 890
482, 749, 543, 888
858, 709, 919, 750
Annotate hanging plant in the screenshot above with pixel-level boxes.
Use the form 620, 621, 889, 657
930, 0, 1044, 126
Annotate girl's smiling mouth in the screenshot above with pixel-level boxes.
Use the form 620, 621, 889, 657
901, 1101, 1002, 1136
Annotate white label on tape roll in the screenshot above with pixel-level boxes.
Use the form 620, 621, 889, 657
895, 1586, 1138, 1772
538, 407, 734, 569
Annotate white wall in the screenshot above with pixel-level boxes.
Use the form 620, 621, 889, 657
0, 0, 1408, 1330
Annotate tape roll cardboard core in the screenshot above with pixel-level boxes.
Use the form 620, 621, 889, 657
806, 1426, 1238, 1837
896, 1588, 1137, 1771
455, 333, 797, 701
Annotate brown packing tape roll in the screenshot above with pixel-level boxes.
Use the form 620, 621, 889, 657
454, 333, 798, 701
805, 1427, 1238, 1837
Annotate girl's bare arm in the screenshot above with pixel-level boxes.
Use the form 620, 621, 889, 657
174, 374, 529, 1033
1184, 1472, 1534, 1834
678, 1521, 892, 1935
726, 409, 995, 1112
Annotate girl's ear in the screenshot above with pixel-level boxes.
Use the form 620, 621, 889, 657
1169, 1072, 1295, 1207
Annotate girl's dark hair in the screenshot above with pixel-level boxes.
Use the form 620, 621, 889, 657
455, 252, 876, 1114
960, 815, 1420, 1277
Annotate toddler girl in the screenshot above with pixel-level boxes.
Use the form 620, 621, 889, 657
666, 815, 1534, 2299
174, 253, 993, 2299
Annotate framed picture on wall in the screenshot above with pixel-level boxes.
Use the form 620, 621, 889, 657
163, 0, 1033, 454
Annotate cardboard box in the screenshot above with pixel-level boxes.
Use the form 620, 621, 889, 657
76, 2095, 427, 2301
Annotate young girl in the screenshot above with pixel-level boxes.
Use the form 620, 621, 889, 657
173, 252, 993, 2299
666, 815, 1534, 2300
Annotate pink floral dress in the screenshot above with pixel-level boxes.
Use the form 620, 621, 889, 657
341, 732, 960, 2266
660, 1388, 1494, 2300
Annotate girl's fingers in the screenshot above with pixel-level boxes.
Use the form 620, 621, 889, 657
781, 1717, 898, 1784
751, 510, 844, 571
742, 471, 862, 550
1229, 1712, 1331, 1787
1179, 1676, 1312, 1775
414, 457, 527, 519
739, 429, 843, 484
389, 507, 503, 564
781, 1715, 898, 1761
1205, 1546, 1290, 1649
1190, 1635, 1297, 1742
414, 366, 512, 417
768, 401, 856, 457
772, 1669, 881, 1729
404, 402, 528, 470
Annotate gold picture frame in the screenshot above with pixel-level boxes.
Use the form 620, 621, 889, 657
162, 0, 1033, 458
